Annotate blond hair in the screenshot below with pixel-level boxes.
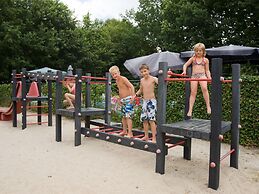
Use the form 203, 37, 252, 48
139, 64, 149, 71
109, 65, 120, 74
193, 43, 206, 56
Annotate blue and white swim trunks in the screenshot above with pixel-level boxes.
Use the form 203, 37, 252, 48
140, 99, 157, 122
120, 96, 134, 118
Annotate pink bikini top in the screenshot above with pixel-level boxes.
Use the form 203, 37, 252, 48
193, 57, 206, 66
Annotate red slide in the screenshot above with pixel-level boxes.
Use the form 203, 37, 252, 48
0, 102, 22, 121
0, 82, 22, 121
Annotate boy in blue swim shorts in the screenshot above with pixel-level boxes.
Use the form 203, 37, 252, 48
109, 66, 135, 137
135, 64, 158, 143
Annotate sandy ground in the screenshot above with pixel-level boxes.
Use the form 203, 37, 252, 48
0, 115, 259, 194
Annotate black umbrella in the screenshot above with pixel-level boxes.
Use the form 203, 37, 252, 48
124, 51, 186, 78
180, 45, 259, 63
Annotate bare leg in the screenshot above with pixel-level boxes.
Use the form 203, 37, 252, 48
64, 93, 75, 108
149, 121, 157, 143
140, 121, 149, 141
199, 81, 211, 114
188, 81, 198, 117
119, 117, 128, 136
126, 118, 133, 138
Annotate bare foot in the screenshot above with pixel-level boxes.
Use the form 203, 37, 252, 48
152, 138, 156, 143
118, 131, 127, 136
126, 132, 133, 138
66, 106, 74, 109
140, 136, 149, 141
187, 111, 192, 117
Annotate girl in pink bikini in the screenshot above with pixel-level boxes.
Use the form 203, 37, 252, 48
182, 43, 211, 117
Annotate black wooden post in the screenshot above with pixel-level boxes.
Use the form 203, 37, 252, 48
12, 70, 18, 127
55, 71, 63, 142
184, 67, 192, 120
183, 67, 192, 160
208, 58, 223, 190
75, 69, 82, 146
21, 68, 27, 130
155, 62, 168, 174
48, 79, 53, 126
230, 63, 240, 169
37, 74, 42, 125
85, 73, 91, 128
105, 72, 111, 125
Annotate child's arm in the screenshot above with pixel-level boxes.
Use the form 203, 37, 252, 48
123, 77, 135, 96
182, 56, 193, 75
205, 58, 211, 79
154, 76, 158, 84
135, 81, 143, 97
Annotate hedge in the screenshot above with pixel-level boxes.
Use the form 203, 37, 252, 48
0, 76, 258, 147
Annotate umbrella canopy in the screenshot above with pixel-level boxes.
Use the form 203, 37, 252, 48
124, 51, 186, 78
29, 67, 66, 74
180, 45, 259, 63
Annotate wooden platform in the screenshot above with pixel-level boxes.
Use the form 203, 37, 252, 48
160, 119, 231, 141
56, 107, 105, 117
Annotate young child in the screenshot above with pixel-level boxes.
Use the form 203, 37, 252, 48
63, 78, 76, 109
135, 64, 158, 143
109, 66, 135, 138
182, 43, 211, 117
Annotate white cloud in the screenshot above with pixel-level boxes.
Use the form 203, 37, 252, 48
59, 0, 139, 21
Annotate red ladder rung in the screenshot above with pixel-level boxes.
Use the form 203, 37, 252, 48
220, 149, 235, 161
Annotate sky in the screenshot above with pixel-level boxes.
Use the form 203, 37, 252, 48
59, 0, 139, 21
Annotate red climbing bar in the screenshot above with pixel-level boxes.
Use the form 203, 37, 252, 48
167, 140, 185, 149
220, 149, 235, 161
27, 121, 48, 125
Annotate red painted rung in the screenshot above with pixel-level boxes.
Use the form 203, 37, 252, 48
167, 72, 188, 77
133, 134, 144, 138
27, 113, 48, 117
90, 126, 105, 130
82, 76, 107, 81
107, 130, 122, 134
166, 78, 211, 82
165, 77, 232, 83
99, 128, 114, 132
27, 121, 48, 125
220, 149, 235, 161
167, 140, 185, 149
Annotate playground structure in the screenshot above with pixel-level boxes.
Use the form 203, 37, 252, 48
156, 58, 240, 190
55, 69, 190, 156
54, 58, 240, 190
11, 68, 54, 129
8, 58, 239, 190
